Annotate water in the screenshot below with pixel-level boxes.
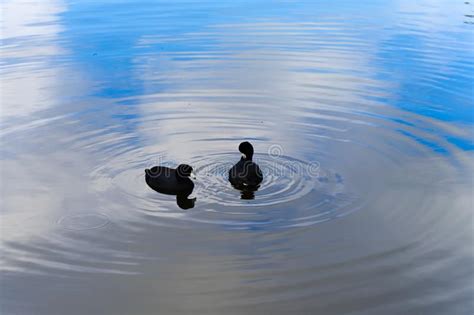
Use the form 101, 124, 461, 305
1, 0, 473, 314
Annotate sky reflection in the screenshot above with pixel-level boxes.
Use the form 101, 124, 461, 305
1, 1, 473, 314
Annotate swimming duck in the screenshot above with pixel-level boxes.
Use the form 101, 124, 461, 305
228, 141, 263, 189
145, 164, 196, 195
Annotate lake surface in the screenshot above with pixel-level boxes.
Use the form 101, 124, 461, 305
1, 0, 473, 314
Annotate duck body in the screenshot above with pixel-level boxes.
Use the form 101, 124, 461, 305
145, 165, 194, 195
229, 158, 263, 188
228, 142, 263, 189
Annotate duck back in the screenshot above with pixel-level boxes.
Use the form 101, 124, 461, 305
229, 158, 263, 187
145, 166, 194, 195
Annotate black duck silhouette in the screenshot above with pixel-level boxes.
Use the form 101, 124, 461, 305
228, 142, 263, 199
145, 164, 196, 209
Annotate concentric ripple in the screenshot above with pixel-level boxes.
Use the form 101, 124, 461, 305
192, 153, 318, 207
58, 213, 110, 231
1, 1, 473, 314
90, 148, 361, 229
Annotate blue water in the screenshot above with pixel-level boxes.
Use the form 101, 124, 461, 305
1, 0, 473, 314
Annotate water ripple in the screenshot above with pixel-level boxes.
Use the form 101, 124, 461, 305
1, 1, 472, 314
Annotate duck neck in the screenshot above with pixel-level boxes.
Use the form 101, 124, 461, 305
242, 154, 253, 161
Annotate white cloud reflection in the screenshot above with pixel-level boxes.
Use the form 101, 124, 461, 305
134, 20, 386, 161
1, 0, 67, 118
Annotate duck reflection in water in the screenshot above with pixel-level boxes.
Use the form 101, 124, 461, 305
145, 164, 196, 210
228, 142, 263, 200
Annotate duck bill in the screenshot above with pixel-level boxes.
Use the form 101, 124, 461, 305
190, 172, 197, 179
241, 153, 247, 159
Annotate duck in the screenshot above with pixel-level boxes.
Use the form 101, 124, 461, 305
228, 141, 263, 189
145, 164, 196, 195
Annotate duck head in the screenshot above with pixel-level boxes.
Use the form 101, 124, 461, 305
239, 141, 254, 161
176, 164, 196, 181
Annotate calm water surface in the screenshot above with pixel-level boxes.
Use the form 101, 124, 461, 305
1, 0, 473, 314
